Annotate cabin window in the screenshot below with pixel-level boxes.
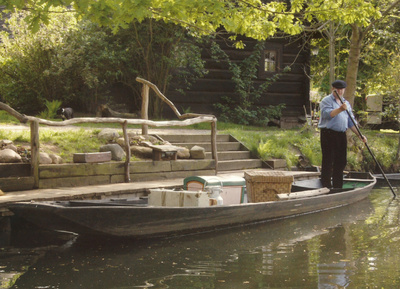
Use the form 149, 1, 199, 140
264, 50, 277, 72
259, 45, 282, 77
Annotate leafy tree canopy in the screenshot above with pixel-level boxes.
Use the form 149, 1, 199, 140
0, 0, 382, 46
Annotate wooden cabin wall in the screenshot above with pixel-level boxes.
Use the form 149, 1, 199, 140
166, 37, 310, 126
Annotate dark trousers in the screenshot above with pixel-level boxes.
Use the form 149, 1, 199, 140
320, 129, 347, 188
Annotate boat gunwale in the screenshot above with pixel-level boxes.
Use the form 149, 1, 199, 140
14, 176, 376, 211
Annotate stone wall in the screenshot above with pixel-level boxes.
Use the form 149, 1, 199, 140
0, 159, 216, 192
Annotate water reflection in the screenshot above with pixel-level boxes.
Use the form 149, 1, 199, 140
1, 187, 400, 288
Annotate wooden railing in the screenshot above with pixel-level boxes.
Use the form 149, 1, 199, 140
0, 78, 218, 189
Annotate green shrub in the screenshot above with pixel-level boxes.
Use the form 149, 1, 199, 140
38, 100, 62, 119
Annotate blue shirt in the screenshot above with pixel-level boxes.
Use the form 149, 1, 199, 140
318, 93, 355, 132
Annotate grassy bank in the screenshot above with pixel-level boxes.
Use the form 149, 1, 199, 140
0, 111, 399, 173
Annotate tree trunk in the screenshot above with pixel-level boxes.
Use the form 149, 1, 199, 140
328, 22, 336, 84
345, 25, 365, 107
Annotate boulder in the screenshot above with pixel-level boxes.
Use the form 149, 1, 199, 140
39, 152, 53, 164
129, 135, 146, 143
190, 145, 206, 159
100, 144, 126, 161
130, 146, 153, 159
49, 153, 63, 164
177, 147, 190, 159
6, 144, 18, 152
0, 140, 13, 147
129, 134, 160, 145
116, 137, 126, 147
98, 129, 120, 142
0, 149, 22, 163
0, 140, 17, 152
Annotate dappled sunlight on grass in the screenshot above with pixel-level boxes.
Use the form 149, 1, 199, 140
380, 129, 399, 134
0, 129, 30, 142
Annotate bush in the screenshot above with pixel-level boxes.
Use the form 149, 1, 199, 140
38, 100, 62, 119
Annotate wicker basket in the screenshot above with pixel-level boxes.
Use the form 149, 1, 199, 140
244, 171, 294, 202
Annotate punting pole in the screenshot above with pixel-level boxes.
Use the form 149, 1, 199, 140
333, 90, 396, 198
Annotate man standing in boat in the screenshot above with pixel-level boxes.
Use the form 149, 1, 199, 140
318, 80, 367, 188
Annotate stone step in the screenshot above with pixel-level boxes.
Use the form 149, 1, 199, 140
158, 134, 231, 143
173, 142, 242, 151
205, 151, 251, 160
218, 159, 264, 171
165, 133, 264, 171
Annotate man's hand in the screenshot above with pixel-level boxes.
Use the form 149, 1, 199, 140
360, 135, 367, 143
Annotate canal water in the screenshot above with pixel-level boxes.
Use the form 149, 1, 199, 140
1, 185, 400, 288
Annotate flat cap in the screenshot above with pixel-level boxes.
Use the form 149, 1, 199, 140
332, 80, 347, 89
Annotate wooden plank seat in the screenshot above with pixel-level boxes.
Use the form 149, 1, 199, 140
149, 144, 180, 161
277, 188, 330, 200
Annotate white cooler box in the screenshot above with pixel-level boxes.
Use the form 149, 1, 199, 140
184, 176, 246, 205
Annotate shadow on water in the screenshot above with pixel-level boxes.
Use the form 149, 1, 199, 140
1, 187, 400, 288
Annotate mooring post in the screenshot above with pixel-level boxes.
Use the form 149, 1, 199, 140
141, 83, 149, 135
122, 121, 131, 182
30, 120, 40, 189
211, 120, 218, 175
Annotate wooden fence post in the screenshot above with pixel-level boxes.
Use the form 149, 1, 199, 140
122, 121, 131, 182
211, 120, 218, 175
141, 84, 149, 135
30, 120, 40, 188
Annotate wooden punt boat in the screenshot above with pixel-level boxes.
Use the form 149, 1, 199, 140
7, 172, 376, 239
373, 173, 400, 183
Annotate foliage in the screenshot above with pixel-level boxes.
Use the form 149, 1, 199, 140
347, 151, 363, 171
257, 129, 322, 169
309, 0, 400, 115
355, 4, 400, 119
229, 124, 398, 172
212, 41, 287, 126
121, 20, 206, 118
38, 100, 62, 119
369, 54, 400, 129
0, 9, 79, 113
310, 27, 352, 94
368, 132, 399, 170
0, 0, 387, 129
0, 10, 206, 117
0, 10, 119, 114
0, 0, 381, 43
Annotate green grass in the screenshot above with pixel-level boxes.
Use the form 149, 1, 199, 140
0, 111, 20, 124
0, 127, 105, 162
224, 124, 400, 172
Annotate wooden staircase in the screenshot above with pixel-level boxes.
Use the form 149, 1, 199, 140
157, 133, 268, 171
